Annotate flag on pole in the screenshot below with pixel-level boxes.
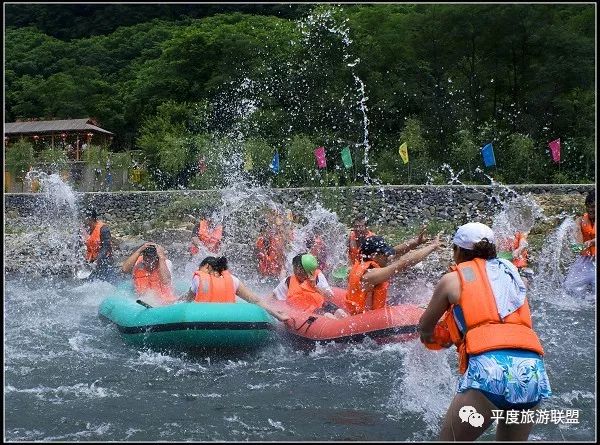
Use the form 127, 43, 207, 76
341, 146, 353, 168
399, 142, 409, 164
314, 146, 327, 169
269, 151, 279, 173
548, 138, 560, 163
481, 142, 496, 167
244, 151, 253, 171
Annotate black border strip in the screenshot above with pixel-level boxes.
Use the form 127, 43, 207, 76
99, 314, 273, 335
291, 324, 419, 343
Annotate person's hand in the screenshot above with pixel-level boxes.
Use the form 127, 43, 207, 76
416, 224, 429, 244
430, 231, 446, 250
274, 310, 290, 322
155, 244, 166, 258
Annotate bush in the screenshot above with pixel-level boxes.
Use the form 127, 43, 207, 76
5, 138, 34, 179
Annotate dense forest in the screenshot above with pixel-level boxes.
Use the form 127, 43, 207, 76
5, 4, 595, 188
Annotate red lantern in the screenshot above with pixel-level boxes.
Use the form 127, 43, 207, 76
33, 135, 40, 142
61, 133, 67, 141
86, 132, 93, 142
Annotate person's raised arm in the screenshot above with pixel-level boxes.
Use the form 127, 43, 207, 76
121, 243, 150, 274
155, 245, 172, 285
392, 224, 428, 257
362, 235, 443, 288
573, 217, 584, 243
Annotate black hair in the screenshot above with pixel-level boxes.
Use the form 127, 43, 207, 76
456, 238, 497, 261
142, 245, 158, 260
585, 191, 595, 206
292, 253, 306, 270
352, 215, 368, 225
199, 256, 228, 273
84, 208, 98, 220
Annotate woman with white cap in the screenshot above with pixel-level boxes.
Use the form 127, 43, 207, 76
419, 222, 551, 441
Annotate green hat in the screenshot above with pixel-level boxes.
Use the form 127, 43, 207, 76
301, 254, 318, 276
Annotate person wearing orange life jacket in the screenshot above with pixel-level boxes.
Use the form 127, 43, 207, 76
180, 256, 289, 322
82, 207, 116, 282
348, 215, 375, 264
189, 217, 223, 256
564, 191, 596, 297
497, 231, 529, 270
348, 215, 430, 265
256, 215, 289, 278
271, 253, 349, 319
419, 222, 551, 441
121, 243, 176, 305
346, 234, 443, 315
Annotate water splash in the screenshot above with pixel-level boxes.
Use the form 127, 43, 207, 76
7, 171, 84, 277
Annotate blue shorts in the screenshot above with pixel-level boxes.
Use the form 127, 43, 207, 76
457, 349, 552, 410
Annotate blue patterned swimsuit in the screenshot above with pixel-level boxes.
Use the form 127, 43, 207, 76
457, 349, 552, 410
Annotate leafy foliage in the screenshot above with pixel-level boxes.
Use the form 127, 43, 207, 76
4, 4, 595, 187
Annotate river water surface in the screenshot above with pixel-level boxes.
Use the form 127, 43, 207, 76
4, 259, 596, 441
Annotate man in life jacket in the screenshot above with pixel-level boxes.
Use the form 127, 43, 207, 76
564, 190, 596, 297
271, 253, 349, 319
346, 234, 443, 315
256, 212, 290, 278
348, 215, 430, 265
348, 215, 375, 264
121, 243, 176, 305
83, 207, 116, 282
189, 212, 223, 256
497, 231, 530, 271
419, 222, 551, 441
180, 256, 289, 322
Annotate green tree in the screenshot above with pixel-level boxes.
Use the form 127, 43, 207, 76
5, 138, 35, 181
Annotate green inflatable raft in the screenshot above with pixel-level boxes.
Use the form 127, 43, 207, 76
99, 282, 276, 351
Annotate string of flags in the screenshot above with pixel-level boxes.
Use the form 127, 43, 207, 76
241, 136, 562, 174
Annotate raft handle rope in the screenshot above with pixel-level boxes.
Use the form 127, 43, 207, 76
286, 315, 318, 333
136, 299, 153, 309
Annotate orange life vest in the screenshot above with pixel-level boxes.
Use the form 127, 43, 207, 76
348, 230, 375, 264
425, 258, 544, 374
189, 220, 223, 254
85, 221, 106, 262
132, 257, 175, 302
256, 233, 284, 276
346, 260, 389, 315
511, 231, 528, 269
581, 213, 596, 257
286, 269, 325, 313
193, 270, 236, 303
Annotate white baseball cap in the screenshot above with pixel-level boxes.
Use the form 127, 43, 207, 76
452, 222, 495, 250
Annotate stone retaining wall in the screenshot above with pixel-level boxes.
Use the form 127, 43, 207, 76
5, 184, 594, 228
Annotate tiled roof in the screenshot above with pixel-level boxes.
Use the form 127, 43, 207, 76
4, 118, 113, 135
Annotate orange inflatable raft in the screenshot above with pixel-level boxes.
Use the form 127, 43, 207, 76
268, 287, 424, 345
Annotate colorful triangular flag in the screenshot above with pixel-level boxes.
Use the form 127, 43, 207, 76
341, 146, 353, 168
548, 138, 560, 163
399, 142, 409, 164
481, 142, 496, 167
314, 146, 327, 169
270, 151, 280, 173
